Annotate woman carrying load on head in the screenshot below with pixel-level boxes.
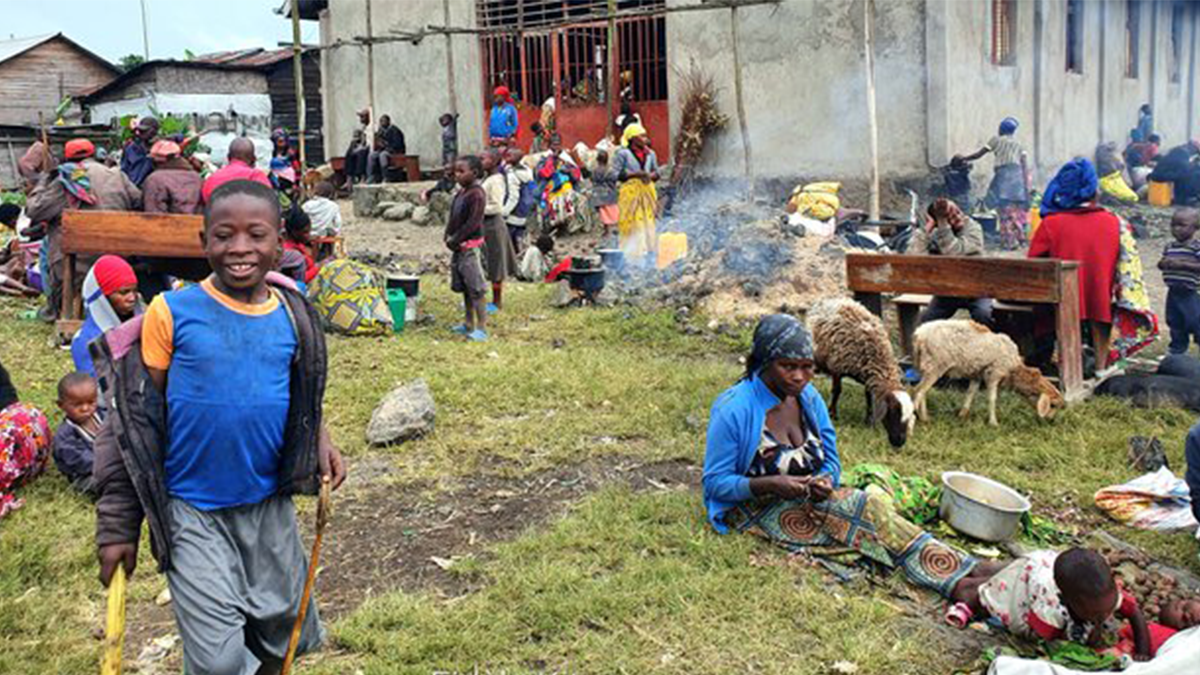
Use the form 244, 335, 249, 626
958, 117, 1030, 250
703, 314, 979, 599
612, 123, 660, 264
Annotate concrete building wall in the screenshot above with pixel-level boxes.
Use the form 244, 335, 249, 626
667, 0, 929, 181
317, 0, 1199, 184
322, 0, 483, 168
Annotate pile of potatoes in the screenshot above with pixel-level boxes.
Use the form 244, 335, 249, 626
1105, 548, 1179, 621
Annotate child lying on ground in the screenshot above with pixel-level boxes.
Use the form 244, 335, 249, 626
948, 548, 1153, 660
52, 372, 102, 497
1113, 596, 1200, 658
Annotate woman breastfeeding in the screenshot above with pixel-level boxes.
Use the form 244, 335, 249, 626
703, 314, 978, 598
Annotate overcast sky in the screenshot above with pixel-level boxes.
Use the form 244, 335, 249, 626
4, 0, 320, 64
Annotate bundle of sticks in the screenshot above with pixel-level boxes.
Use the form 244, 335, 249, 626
670, 62, 729, 195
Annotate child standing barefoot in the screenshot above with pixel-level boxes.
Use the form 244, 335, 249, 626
444, 157, 489, 341
94, 179, 346, 674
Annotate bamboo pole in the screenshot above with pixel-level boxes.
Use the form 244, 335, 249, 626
291, 0, 307, 170
730, 6, 753, 196
365, 0, 376, 125
444, 0, 458, 116
864, 0, 880, 220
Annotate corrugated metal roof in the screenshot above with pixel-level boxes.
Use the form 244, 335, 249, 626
194, 48, 297, 69
0, 33, 57, 65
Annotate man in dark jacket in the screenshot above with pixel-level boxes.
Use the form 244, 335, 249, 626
120, 117, 159, 187
367, 114, 406, 184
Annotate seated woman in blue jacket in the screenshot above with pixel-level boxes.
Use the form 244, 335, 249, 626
703, 314, 978, 598
71, 255, 141, 378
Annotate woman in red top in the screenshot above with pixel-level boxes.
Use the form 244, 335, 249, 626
281, 205, 320, 284
1028, 158, 1122, 370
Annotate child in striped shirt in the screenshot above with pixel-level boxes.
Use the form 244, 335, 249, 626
1158, 208, 1200, 355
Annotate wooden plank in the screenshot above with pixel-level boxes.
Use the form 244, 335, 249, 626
62, 211, 205, 258
1056, 267, 1085, 400
846, 254, 1066, 303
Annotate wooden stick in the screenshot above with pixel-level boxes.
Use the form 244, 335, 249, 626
730, 6, 753, 198
280, 477, 332, 675
99, 565, 127, 675
864, 0, 880, 221
291, 0, 307, 171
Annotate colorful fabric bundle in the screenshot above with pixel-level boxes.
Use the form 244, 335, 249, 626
1109, 224, 1159, 362
788, 182, 841, 221
1099, 171, 1139, 203
1094, 467, 1198, 531
307, 259, 392, 336
0, 403, 51, 519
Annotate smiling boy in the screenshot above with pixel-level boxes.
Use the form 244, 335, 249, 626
94, 179, 346, 675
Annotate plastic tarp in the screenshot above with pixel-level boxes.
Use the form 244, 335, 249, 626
987, 627, 1200, 675
1094, 467, 1199, 532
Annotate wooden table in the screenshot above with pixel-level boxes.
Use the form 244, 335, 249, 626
59, 210, 205, 337
845, 253, 1084, 400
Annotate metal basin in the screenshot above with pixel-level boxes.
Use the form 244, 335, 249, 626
939, 471, 1030, 542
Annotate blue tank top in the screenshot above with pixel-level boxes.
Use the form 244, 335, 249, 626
161, 284, 296, 510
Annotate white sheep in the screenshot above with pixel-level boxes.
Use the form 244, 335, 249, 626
912, 319, 1065, 426
807, 298, 915, 448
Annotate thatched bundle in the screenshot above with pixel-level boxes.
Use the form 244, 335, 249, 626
671, 63, 729, 191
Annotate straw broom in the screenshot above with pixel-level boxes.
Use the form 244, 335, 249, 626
670, 62, 729, 197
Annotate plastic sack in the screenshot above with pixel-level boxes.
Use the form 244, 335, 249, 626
788, 182, 842, 221
1093, 467, 1198, 531
308, 259, 393, 336
1099, 171, 1139, 203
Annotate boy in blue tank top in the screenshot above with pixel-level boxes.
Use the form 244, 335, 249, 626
95, 180, 346, 675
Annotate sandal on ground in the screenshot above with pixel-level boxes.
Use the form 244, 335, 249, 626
945, 602, 973, 629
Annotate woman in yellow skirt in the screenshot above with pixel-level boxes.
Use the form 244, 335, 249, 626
613, 124, 660, 263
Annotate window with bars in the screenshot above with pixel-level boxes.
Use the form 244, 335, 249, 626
478, 0, 668, 108
991, 0, 1016, 66
1066, 0, 1084, 74
1169, 1, 1184, 84
1126, 0, 1141, 78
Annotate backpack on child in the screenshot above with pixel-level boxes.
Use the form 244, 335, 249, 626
512, 173, 540, 220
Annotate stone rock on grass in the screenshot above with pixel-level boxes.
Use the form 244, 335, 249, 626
549, 280, 574, 308
374, 201, 401, 217
429, 191, 452, 222
367, 379, 436, 446
382, 203, 414, 221
411, 205, 432, 226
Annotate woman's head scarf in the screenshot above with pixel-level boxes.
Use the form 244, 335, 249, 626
621, 122, 648, 148
745, 314, 814, 379
999, 117, 1019, 136
493, 86, 512, 103
1040, 157, 1099, 217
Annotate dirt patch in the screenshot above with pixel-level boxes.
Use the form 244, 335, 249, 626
311, 457, 701, 617
117, 456, 702, 664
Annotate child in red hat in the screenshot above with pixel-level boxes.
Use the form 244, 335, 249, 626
70, 254, 140, 377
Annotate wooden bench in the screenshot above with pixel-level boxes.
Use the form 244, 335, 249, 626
386, 154, 421, 182
845, 253, 1085, 400
59, 210, 205, 337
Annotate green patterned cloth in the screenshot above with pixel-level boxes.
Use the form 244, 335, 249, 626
843, 464, 942, 525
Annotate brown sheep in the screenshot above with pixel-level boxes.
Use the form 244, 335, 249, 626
807, 298, 915, 448
912, 320, 1065, 426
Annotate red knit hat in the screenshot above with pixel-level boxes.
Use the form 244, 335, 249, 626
92, 255, 137, 295
65, 138, 95, 160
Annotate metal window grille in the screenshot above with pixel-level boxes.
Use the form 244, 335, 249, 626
479, 0, 667, 108
991, 0, 1015, 66
1126, 0, 1141, 79
1066, 0, 1083, 74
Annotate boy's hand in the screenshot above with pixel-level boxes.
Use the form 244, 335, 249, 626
98, 543, 137, 587
319, 426, 347, 491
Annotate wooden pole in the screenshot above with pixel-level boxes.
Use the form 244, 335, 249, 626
291, 0, 307, 170
139, 0, 151, 60
608, 0, 617, 129
864, 0, 880, 221
730, 6, 753, 195
365, 0, 376, 125
443, 0, 458, 116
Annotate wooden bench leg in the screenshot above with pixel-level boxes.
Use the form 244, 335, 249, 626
897, 303, 920, 359
61, 253, 76, 320
1055, 272, 1084, 401
854, 292, 883, 318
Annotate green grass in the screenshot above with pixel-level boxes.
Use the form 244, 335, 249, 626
0, 281, 1197, 674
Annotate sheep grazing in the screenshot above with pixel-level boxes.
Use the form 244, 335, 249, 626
912, 320, 1065, 426
807, 298, 915, 448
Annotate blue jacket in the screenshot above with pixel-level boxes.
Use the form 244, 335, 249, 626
489, 103, 518, 140
702, 375, 840, 534
70, 312, 104, 377
120, 139, 154, 187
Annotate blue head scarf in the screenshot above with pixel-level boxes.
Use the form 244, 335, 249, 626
745, 314, 814, 379
1040, 158, 1099, 217
999, 117, 1019, 136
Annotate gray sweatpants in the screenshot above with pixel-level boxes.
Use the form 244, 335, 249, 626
168, 496, 323, 675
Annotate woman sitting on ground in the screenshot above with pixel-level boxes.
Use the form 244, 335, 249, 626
281, 205, 320, 285
0, 359, 51, 519
703, 314, 978, 599
71, 255, 141, 378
